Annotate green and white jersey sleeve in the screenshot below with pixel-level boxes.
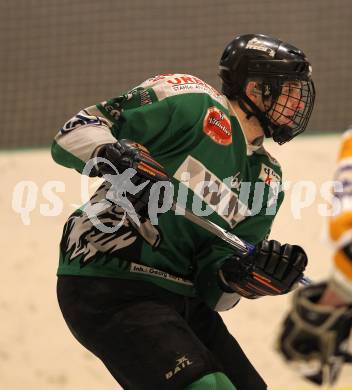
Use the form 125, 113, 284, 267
51, 106, 117, 172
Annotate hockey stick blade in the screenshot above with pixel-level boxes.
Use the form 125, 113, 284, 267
172, 202, 312, 286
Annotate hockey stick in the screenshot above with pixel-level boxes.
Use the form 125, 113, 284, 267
171, 202, 312, 286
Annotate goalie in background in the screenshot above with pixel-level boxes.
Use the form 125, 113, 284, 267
277, 127, 352, 386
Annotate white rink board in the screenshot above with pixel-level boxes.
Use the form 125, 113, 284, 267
1, 135, 351, 390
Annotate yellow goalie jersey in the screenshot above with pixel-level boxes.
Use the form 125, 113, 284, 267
330, 127, 352, 302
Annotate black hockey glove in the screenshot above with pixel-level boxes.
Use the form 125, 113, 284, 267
220, 240, 308, 299
277, 283, 352, 386
94, 139, 171, 217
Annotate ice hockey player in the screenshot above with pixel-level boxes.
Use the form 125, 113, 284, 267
52, 34, 315, 390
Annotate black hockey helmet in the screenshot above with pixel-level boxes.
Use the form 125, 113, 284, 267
219, 34, 315, 144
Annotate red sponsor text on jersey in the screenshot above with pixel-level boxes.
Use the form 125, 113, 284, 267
203, 107, 232, 145
167, 76, 221, 96
167, 76, 202, 85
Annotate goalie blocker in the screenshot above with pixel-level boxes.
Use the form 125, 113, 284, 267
277, 283, 352, 386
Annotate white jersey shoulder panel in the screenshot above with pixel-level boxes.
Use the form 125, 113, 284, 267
140, 73, 229, 108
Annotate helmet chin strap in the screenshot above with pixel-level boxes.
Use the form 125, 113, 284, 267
237, 92, 273, 138
236, 91, 294, 145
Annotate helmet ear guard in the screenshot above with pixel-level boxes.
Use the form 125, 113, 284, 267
219, 34, 315, 144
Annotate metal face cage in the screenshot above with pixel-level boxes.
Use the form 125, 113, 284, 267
264, 79, 315, 144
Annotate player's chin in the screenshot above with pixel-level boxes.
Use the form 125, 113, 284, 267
272, 117, 294, 127
283, 119, 294, 127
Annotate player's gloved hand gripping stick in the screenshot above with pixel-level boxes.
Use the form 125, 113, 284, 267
172, 203, 312, 298
95, 139, 170, 218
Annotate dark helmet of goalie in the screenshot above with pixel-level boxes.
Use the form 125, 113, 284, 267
219, 34, 315, 144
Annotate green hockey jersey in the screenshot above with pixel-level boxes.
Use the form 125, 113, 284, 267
52, 74, 284, 310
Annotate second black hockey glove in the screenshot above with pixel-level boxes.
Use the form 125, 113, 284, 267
220, 239, 308, 299
94, 139, 171, 217
277, 283, 352, 386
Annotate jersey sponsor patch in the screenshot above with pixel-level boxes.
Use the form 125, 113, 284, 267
141, 74, 228, 108
259, 164, 281, 186
129, 263, 193, 286
203, 106, 232, 145
174, 155, 249, 228
165, 75, 221, 97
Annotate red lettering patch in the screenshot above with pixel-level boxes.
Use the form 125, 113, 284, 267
203, 107, 232, 145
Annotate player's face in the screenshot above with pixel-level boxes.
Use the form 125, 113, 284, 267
269, 82, 305, 126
